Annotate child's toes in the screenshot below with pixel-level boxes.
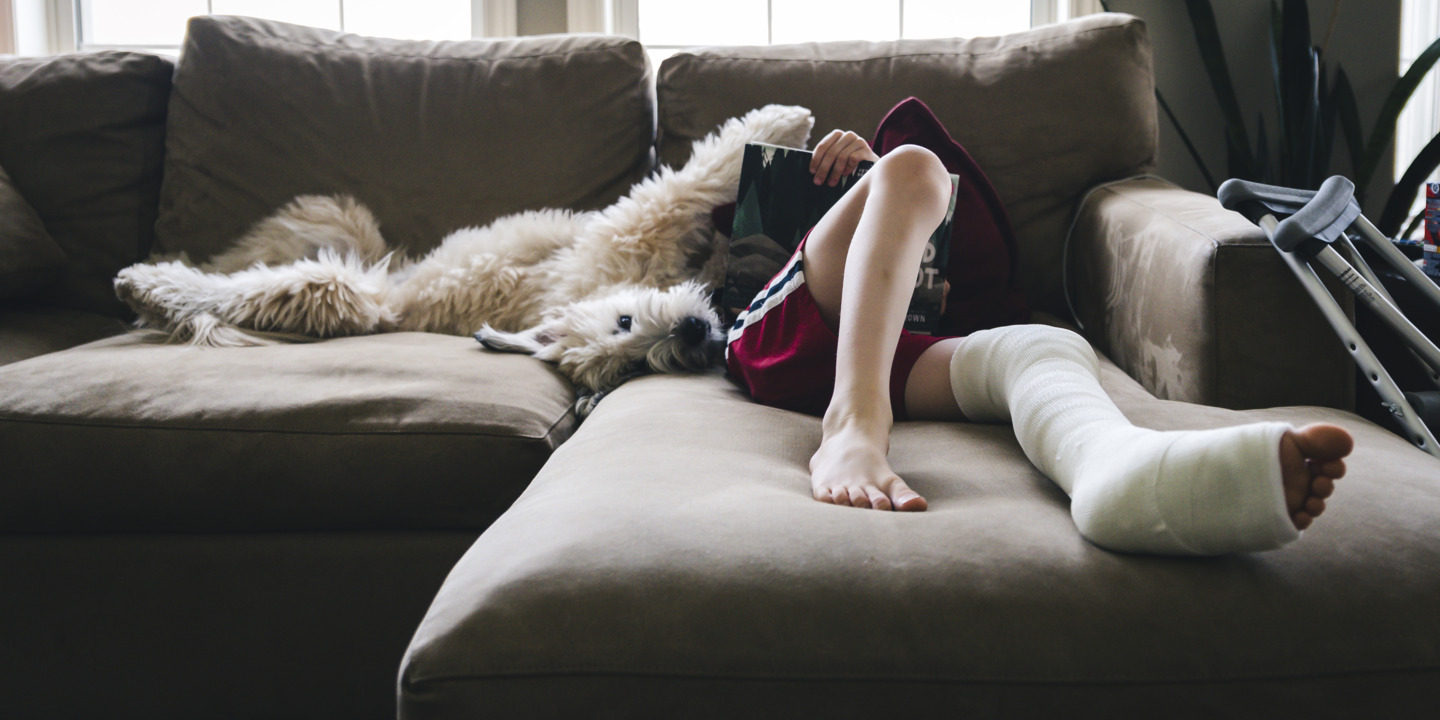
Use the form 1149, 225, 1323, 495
1311, 458, 1346, 481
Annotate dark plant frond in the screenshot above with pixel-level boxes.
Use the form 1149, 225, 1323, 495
1332, 68, 1366, 202
1379, 132, 1440, 237
1186, 0, 1254, 177
1270, 0, 1285, 130
1319, 62, 1337, 189
1158, 88, 1219, 193
1279, 0, 1319, 187
1256, 116, 1272, 184
1226, 129, 1252, 185
1362, 34, 1440, 194
1402, 211, 1425, 242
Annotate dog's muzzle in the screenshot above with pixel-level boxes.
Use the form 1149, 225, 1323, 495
677, 316, 711, 346
653, 315, 724, 373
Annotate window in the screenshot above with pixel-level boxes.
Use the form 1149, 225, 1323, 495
589, 0, 1097, 69
76, 0, 477, 49
1398, 0, 1440, 235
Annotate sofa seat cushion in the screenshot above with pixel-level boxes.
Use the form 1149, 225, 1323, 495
399, 368, 1440, 718
156, 16, 655, 264
0, 332, 577, 532
0, 303, 129, 366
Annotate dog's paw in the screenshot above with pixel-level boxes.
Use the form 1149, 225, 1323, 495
575, 390, 606, 418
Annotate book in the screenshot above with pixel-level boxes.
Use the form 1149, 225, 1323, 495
722, 142, 959, 334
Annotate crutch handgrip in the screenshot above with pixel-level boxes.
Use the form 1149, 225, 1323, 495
1272, 176, 1361, 255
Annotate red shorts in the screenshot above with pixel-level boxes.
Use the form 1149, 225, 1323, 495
725, 238, 952, 420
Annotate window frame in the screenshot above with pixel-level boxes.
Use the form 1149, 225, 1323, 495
568, 0, 1101, 39
4, 0, 517, 54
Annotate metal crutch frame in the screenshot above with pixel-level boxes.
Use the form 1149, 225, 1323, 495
1219, 175, 1440, 458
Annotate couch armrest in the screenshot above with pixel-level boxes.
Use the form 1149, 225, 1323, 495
1067, 177, 1353, 411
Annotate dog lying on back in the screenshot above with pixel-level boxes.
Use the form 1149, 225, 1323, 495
115, 104, 815, 413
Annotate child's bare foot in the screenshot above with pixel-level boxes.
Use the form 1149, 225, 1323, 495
810, 418, 927, 511
1279, 423, 1352, 530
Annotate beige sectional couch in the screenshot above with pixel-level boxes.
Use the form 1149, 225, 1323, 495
1, 12, 1436, 720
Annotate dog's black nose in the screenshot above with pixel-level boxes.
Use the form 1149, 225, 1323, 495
677, 316, 709, 346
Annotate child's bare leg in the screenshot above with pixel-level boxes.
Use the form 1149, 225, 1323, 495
801, 146, 953, 511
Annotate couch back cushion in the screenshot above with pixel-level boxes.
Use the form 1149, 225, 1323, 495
156, 16, 655, 262
0, 52, 172, 317
657, 13, 1156, 316
0, 162, 68, 300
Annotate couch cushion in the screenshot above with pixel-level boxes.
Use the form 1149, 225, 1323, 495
0, 162, 67, 300
0, 303, 129, 366
0, 332, 578, 532
656, 12, 1156, 317
399, 369, 1440, 718
0, 51, 172, 317
155, 16, 655, 264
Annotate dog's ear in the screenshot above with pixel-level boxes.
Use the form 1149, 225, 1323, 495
475, 322, 565, 360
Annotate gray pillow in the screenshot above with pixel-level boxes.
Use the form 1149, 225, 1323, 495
0, 51, 172, 317
0, 163, 66, 300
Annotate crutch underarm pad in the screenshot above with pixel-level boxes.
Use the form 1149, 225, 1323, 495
1217, 178, 1317, 223
1272, 176, 1361, 254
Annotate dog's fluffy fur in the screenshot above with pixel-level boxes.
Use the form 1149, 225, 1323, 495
115, 104, 814, 408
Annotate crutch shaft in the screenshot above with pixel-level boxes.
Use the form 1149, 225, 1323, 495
1313, 246, 1440, 376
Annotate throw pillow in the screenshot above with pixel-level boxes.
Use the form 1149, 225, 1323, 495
0, 163, 66, 300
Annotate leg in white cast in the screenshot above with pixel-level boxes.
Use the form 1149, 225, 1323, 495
947, 324, 1346, 555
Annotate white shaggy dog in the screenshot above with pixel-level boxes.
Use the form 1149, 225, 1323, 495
114, 104, 814, 413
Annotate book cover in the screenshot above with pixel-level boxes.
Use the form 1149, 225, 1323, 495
723, 142, 958, 334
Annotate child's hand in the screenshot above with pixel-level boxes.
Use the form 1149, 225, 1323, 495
810, 129, 880, 187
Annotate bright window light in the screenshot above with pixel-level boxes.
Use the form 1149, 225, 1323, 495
82, 0, 206, 46
769, 0, 900, 44
209, 0, 340, 31
637, 0, 768, 47
342, 0, 471, 41
903, 0, 1032, 39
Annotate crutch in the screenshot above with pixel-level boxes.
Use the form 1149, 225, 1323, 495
1219, 175, 1440, 458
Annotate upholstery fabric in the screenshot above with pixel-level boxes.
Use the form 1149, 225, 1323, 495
155, 16, 656, 263
0, 51, 171, 317
0, 332, 578, 532
400, 369, 1440, 719
0, 162, 67, 300
0, 303, 128, 366
657, 13, 1157, 316
1068, 177, 1353, 410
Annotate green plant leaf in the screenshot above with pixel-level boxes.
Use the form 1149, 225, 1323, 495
1360, 34, 1440, 194
1319, 62, 1337, 189
1256, 114, 1272, 184
1378, 132, 1440, 237
1185, 0, 1254, 177
1270, 0, 1285, 131
1279, 0, 1318, 187
1331, 68, 1366, 202
1158, 88, 1219, 193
